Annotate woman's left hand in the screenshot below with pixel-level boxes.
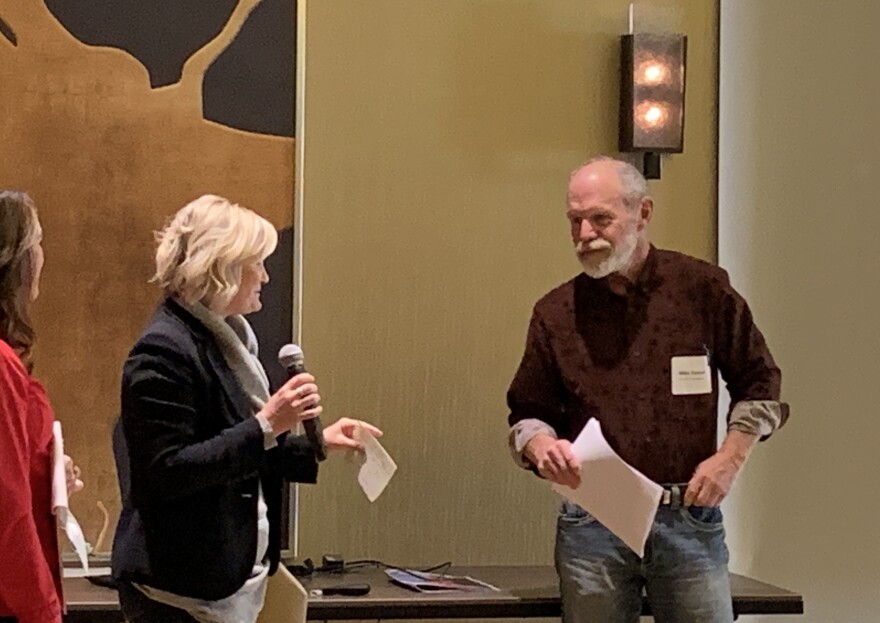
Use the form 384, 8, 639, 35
64, 455, 84, 494
322, 417, 383, 453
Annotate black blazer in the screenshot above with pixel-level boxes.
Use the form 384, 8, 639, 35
111, 299, 318, 600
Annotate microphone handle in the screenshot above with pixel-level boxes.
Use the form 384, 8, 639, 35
303, 417, 327, 462
289, 363, 327, 462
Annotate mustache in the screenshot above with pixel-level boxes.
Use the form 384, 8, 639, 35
575, 239, 612, 254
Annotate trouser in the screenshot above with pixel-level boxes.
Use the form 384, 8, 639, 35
555, 497, 734, 623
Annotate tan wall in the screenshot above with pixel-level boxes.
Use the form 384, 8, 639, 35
719, 1, 880, 621
298, 0, 718, 569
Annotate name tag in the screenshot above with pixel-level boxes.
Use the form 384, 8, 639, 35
671, 355, 712, 395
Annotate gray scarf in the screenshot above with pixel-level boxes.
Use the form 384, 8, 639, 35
181, 300, 270, 410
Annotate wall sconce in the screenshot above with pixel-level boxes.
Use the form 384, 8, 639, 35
619, 33, 687, 179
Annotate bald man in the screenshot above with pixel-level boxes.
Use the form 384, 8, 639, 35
507, 157, 788, 623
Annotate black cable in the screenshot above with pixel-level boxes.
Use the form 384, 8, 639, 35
289, 557, 454, 577
343, 559, 453, 574
422, 561, 452, 575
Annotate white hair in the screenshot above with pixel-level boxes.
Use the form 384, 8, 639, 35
572, 155, 649, 210
153, 194, 278, 307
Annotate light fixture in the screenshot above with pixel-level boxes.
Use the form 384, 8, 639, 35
619, 32, 687, 179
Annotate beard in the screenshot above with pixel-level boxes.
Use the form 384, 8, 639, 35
575, 229, 638, 279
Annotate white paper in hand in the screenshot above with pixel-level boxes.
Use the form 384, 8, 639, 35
354, 425, 397, 502
552, 418, 663, 557
52, 422, 91, 570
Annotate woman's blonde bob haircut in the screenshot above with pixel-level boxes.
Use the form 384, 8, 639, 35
153, 195, 278, 307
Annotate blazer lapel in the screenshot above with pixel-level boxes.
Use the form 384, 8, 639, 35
164, 299, 253, 426
204, 344, 254, 425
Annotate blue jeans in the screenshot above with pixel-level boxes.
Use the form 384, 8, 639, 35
555, 500, 734, 623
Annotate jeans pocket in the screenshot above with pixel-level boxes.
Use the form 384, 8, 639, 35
679, 505, 724, 532
557, 501, 598, 527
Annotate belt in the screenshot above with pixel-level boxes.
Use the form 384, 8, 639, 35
659, 483, 688, 507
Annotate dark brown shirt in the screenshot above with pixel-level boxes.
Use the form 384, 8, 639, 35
507, 247, 783, 483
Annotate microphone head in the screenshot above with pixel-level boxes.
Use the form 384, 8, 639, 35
278, 343, 304, 370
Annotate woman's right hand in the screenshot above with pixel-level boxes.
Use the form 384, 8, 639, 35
258, 373, 322, 436
64, 455, 85, 494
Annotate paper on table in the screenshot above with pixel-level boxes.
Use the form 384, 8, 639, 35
552, 418, 663, 557
256, 565, 308, 623
52, 422, 90, 570
63, 566, 112, 578
353, 424, 397, 502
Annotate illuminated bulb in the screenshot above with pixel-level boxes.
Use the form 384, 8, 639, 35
635, 101, 669, 130
635, 60, 670, 86
644, 64, 663, 84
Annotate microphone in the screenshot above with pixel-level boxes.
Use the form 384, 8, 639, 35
278, 344, 327, 462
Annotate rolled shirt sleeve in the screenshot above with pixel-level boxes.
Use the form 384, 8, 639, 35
728, 399, 790, 437
508, 418, 558, 468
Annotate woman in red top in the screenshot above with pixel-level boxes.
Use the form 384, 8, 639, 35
0, 191, 83, 623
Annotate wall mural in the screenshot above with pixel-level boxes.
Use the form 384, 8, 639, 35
0, 0, 296, 552
0, 14, 16, 45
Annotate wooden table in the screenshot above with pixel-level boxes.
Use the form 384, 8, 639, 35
63, 565, 803, 622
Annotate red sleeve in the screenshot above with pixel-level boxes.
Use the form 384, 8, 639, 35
0, 346, 62, 623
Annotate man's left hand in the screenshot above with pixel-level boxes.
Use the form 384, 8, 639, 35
684, 430, 759, 507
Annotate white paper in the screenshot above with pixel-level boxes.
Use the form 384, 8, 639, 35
52, 422, 90, 570
63, 566, 111, 578
257, 566, 307, 623
671, 355, 712, 395
354, 425, 397, 502
552, 418, 663, 557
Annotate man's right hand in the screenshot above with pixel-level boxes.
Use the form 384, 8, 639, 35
524, 434, 581, 488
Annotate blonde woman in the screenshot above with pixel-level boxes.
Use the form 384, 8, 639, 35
0, 191, 83, 623
111, 195, 380, 623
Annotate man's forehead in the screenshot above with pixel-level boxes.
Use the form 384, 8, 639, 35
568, 163, 622, 199
567, 188, 621, 212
